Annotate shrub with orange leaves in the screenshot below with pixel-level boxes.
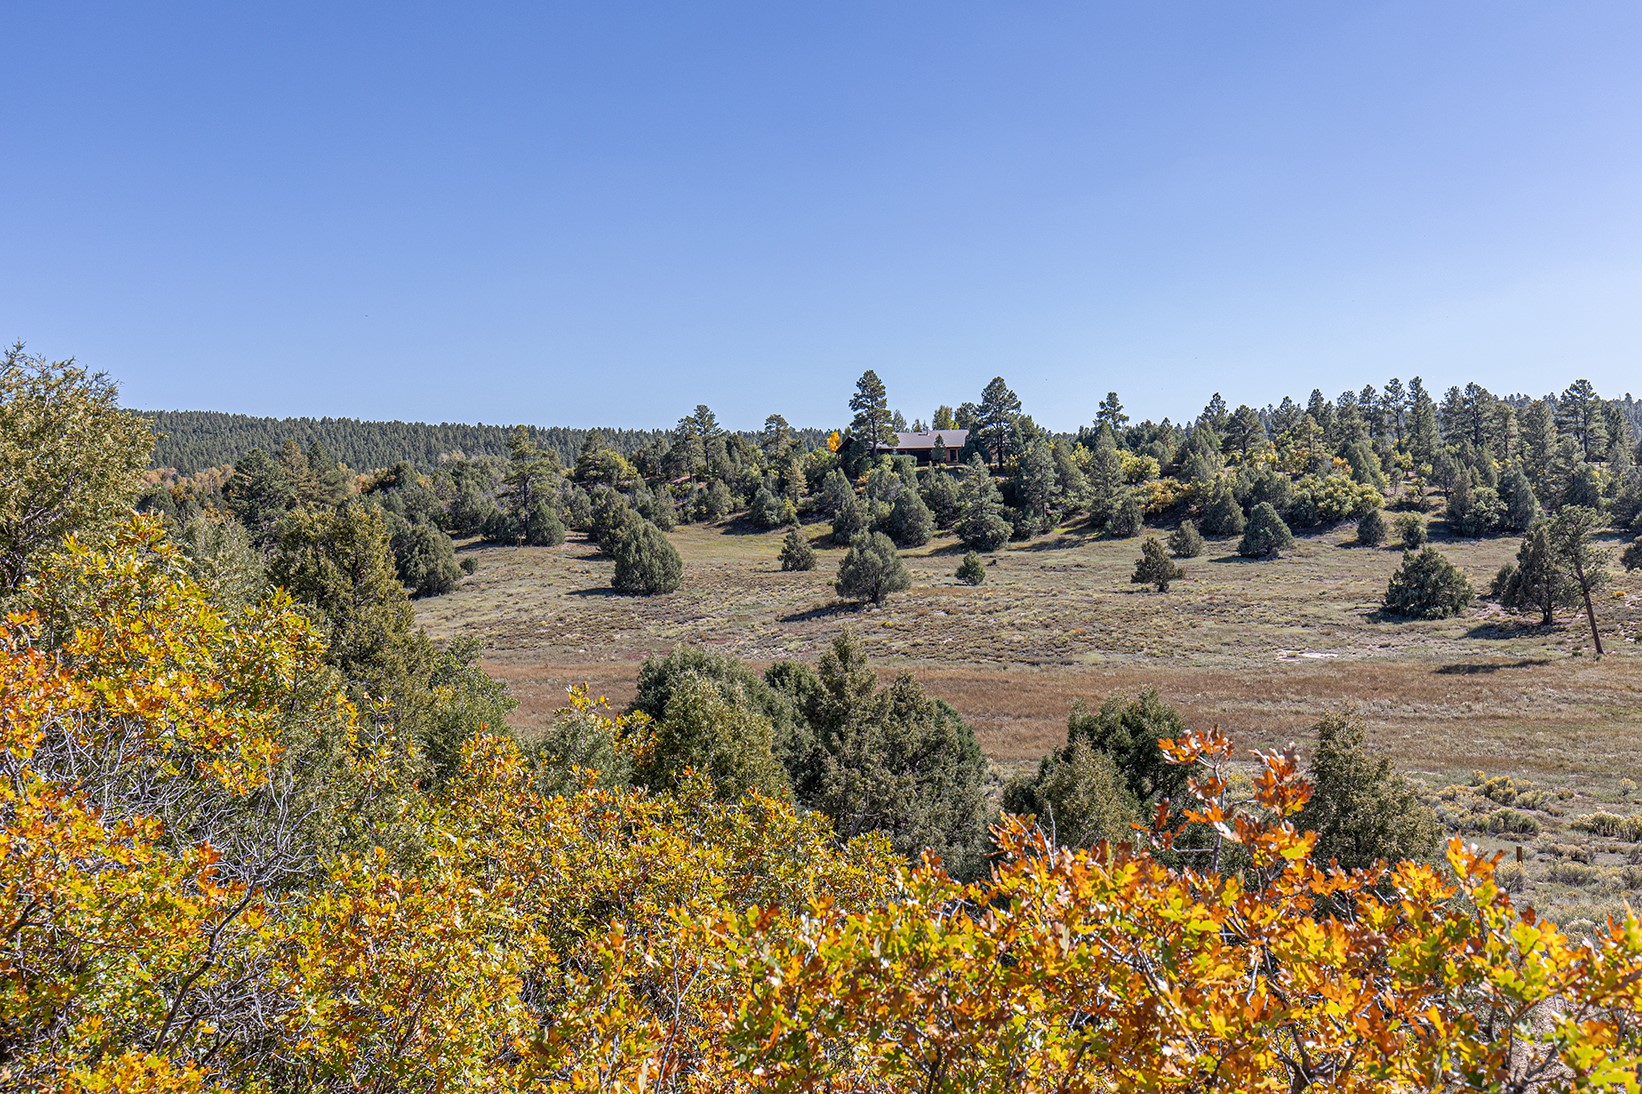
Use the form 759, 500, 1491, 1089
711, 726, 1642, 1092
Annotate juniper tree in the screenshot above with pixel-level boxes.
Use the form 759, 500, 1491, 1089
1001, 741, 1138, 850
1394, 513, 1427, 549
1294, 711, 1440, 871
831, 495, 871, 545
1498, 465, 1541, 532
390, 520, 463, 597
787, 632, 989, 878
835, 530, 911, 606
1238, 502, 1294, 558
749, 486, 795, 529
779, 525, 816, 571
955, 551, 985, 586
1624, 536, 1642, 573
921, 470, 961, 529
1494, 521, 1577, 626
638, 672, 792, 801
1107, 492, 1144, 538
820, 468, 855, 517
1383, 547, 1472, 619
1167, 520, 1204, 558
1200, 483, 1246, 537
1131, 537, 1184, 591
611, 519, 683, 595
1064, 690, 1191, 808
1356, 508, 1387, 547
885, 489, 933, 547
633, 645, 815, 788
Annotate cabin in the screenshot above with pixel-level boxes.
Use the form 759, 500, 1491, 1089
877, 429, 968, 466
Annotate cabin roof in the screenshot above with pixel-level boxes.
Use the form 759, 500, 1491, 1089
879, 429, 968, 450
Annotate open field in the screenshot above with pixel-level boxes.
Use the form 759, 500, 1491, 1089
419, 518, 1642, 778
418, 517, 1642, 919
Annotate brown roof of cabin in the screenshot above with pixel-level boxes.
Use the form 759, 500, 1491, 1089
879, 429, 968, 451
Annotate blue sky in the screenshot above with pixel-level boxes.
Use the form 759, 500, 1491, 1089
4, 3, 1640, 430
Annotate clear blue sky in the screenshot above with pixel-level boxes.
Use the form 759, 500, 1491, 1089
4, 3, 1640, 431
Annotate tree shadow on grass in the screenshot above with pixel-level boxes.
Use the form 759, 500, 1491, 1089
719, 514, 782, 536
1015, 535, 1085, 553
778, 601, 857, 624
1433, 658, 1554, 675
1464, 621, 1544, 640
567, 586, 627, 599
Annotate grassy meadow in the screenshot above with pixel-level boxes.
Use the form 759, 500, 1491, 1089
418, 514, 1642, 921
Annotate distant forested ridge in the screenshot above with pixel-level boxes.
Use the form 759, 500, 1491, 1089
140, 409, 832, 472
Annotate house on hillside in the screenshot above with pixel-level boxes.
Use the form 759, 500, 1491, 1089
877, 429, 968, 466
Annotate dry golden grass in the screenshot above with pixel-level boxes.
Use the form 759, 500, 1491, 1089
418, 518, 1642, 788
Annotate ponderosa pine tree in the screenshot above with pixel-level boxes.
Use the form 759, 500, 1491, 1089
224, 447, 295, 548
779, 525, 815, 571
499, 425, 561, 539
1085, 424, 1125, 525
1239, 502, 1294, 558
1557, 379, 1608, 462
1131, 536, 1184, 591
835, 530, 910, 606
1549, 505, 1611, 655
955, 456, 1010, 551
846, 370, 896, 472
612, 519, 683, 595
976, 376, 1023, 470
270, 500, 434, 708
1383, 546, 1473, 619
1096, 391, 1128, 431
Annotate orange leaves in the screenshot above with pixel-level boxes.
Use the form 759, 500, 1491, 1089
715, 740, 1642, 1093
